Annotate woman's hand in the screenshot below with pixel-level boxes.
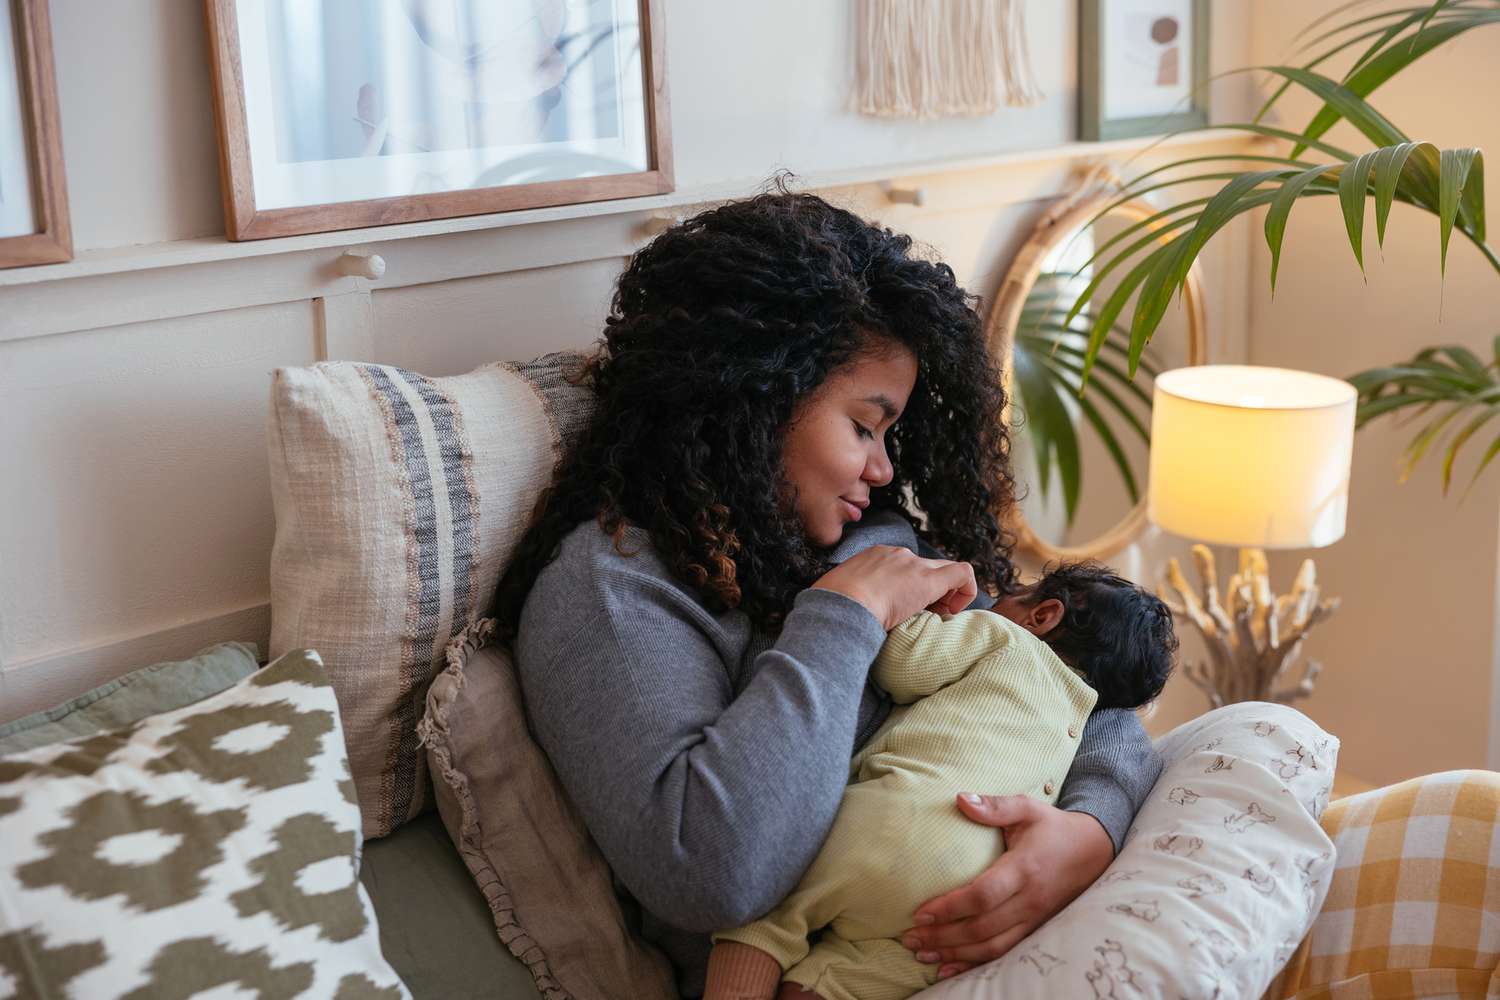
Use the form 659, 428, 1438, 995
899, 794, 1114, 980
812, 545, 977, 631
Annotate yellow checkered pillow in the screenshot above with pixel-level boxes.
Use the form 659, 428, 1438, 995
1268, 769, 1500, 999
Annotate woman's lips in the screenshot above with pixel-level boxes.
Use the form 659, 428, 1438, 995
840, 499, 863, 522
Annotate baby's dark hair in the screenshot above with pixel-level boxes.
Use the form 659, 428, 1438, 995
1021, 562, 1177, 710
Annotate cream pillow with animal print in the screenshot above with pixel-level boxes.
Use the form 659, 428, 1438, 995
0, 649, 408, 999
917, 702, 1338, 1000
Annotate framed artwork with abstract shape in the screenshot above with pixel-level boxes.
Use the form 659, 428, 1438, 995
203, 0, 673, 241
0, 0, 71, 269
1080, 0, 1210, 141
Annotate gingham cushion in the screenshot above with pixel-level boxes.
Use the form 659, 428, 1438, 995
1268, 769, 1500, 999
267, 351, 594, 840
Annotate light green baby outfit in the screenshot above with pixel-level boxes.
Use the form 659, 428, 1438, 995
712, 608, 1097, 1000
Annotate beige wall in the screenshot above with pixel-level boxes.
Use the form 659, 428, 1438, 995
2, 0, 1260, 728
1218, 2, 1500, 782
5, 3, 1479, 775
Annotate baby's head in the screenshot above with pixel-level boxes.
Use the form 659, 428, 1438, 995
992, 562, 1177, 710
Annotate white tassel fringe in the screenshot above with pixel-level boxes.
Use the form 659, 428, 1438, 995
856, 0, 1043, 118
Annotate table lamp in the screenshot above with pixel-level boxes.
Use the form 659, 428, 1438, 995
1147, 365, 1357, 708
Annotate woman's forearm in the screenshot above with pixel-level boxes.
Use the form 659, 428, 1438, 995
1055, 707, 1163, 852
520, 584, 887, 931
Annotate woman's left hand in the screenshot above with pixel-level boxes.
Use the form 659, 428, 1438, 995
899, 794, 1114, 981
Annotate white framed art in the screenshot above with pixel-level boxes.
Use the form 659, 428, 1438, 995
1080, 0, 1210, 141
205, 0, 673, 241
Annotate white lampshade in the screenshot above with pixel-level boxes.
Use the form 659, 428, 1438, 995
1148, 365, 1357, 549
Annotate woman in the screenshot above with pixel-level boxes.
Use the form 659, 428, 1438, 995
492, 188, 1161, 998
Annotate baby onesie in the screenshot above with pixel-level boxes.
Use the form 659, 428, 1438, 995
712, 609, 1097, 1000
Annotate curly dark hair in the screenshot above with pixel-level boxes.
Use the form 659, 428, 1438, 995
1025, 562, 1178, 710
491, 182, 1019, 641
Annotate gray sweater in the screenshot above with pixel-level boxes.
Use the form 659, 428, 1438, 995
515, 511, 1162, 997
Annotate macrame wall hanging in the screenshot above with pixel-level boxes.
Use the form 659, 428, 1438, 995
855, 0, 1042, 118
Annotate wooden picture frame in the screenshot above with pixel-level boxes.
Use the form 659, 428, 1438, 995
203, 0, 673, 242
1080, 0, 1210, 142
0, 0, 71, 269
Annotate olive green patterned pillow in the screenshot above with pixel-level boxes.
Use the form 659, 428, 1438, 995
0, 649, 408, 999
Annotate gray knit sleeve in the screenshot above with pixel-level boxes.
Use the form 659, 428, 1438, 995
515, 538, 888, 933
1056, 708, 1163, 852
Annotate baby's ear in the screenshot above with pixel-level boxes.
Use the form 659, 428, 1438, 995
1028, 598, 1066, 637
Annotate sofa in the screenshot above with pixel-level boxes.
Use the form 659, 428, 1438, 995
1, 351, 1496, 1000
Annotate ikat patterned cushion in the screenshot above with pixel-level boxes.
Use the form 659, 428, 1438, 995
0, 649, 408, 999
267, 351, 595, 840
916, 702, 1340, 1000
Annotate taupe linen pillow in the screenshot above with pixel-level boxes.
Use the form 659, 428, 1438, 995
419, 619, 677, 1000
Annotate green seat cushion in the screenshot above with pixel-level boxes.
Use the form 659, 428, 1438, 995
359, 812, 542, 1000
0, 641, 260, 753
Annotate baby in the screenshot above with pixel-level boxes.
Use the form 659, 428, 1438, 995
704, 562, 1177, 1000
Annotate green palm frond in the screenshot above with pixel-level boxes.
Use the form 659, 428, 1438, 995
1058, 1, 1500, 491
1276, 3, 1500, 156
1348, 337, 1500, 494
1012, 272, 1158, 527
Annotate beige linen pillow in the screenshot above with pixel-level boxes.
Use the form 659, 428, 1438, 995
267, 351, 593, 840
419, 619, 677, 1000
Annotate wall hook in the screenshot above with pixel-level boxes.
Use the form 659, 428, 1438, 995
881, 183, 927, 207
337, 250, 387, 280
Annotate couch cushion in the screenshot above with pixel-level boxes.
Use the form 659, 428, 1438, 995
419, 619, 677, 1000
267, 351, 593, 840
0, 641, 260, 754
360, 812, 542, 1000
916, 701, 1339, 999
0, 649, 407, 998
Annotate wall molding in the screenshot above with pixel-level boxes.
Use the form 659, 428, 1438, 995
0, 133, 1265, 346
0, 131, 1265, 725
0, 602, 272, 725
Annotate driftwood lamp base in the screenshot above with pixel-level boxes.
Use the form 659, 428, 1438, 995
1159, 545, 1339, 709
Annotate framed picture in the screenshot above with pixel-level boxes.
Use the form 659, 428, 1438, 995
1079, 0, 1210, 141
0, 0, 71, 269
204, 0, 673, 241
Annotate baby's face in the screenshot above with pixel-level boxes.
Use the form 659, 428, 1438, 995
988, 591, 1063, 639
989, 593, 1030, 627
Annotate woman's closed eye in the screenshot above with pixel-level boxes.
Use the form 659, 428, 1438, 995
852, 420, 875, 440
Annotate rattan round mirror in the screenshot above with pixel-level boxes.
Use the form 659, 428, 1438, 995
986, 174, 1209, 562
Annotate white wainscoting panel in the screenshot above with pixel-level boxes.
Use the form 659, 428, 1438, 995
0, 302, 316, 713
370, 258, 624, 374
0, 152, 1257, 724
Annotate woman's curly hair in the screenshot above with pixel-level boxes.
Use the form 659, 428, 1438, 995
491, 184, 1019, 641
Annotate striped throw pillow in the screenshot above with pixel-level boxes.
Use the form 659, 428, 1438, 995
267, 352, 594, 840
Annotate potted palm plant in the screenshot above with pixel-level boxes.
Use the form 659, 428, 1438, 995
1064, 0, 1499, 496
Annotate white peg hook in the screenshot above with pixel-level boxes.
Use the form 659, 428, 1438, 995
337, 250, 387, 280
881, 183, 927, 207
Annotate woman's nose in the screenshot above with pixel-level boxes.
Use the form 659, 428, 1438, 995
865, 445, 894, 487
